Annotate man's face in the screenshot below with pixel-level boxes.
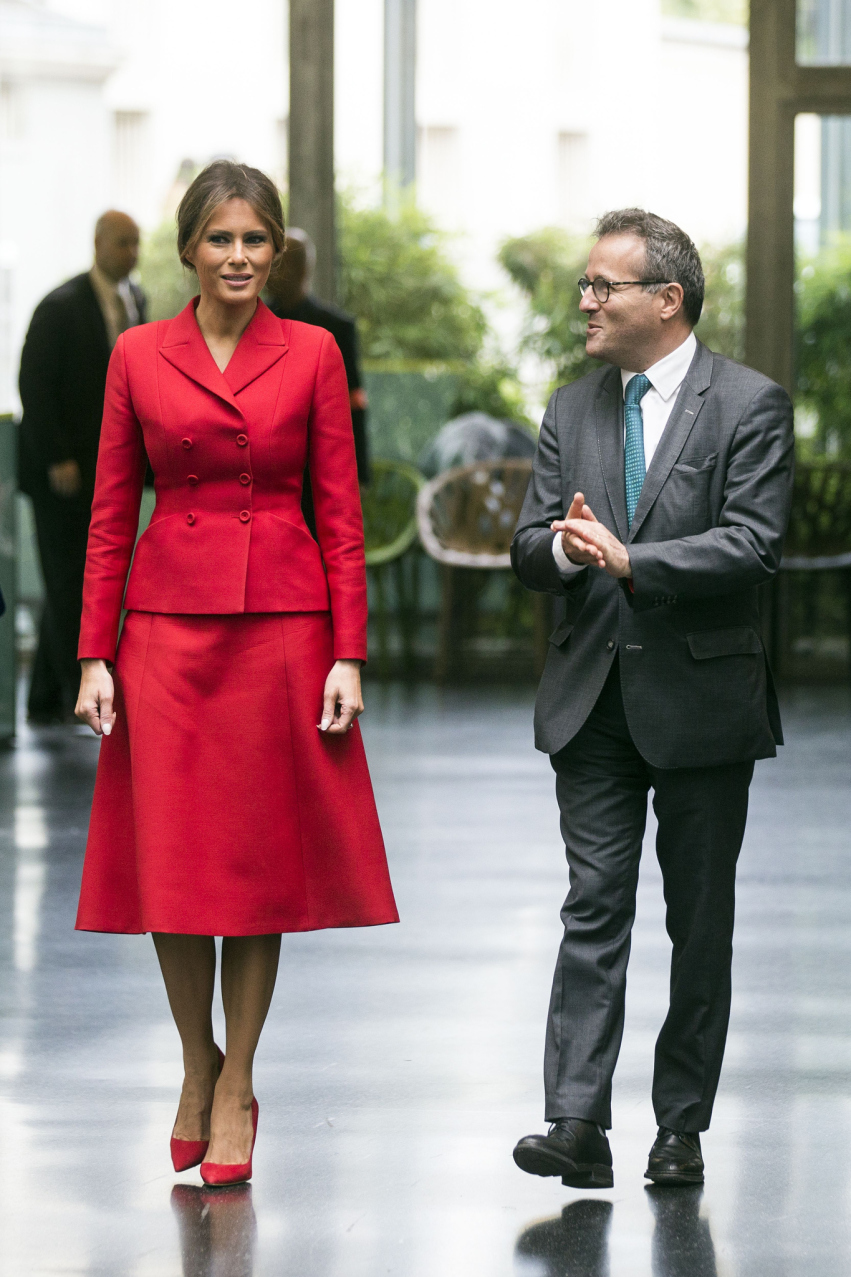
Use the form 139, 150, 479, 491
95, 214, 140, 282
580, 233, 667, 369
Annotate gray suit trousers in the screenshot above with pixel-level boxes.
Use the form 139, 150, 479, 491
544, 660, 753, 1133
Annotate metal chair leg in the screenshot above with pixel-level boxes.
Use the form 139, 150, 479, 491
436, 564, 455, 684
373, 565, 389, 679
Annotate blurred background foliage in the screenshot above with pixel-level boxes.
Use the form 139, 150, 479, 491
337, 192, 529, 423
337, 193, 485, 364
661, 0, 746, 21
499, 228, 745, 398
796, 239, 851, 458
137, 222, 197, 321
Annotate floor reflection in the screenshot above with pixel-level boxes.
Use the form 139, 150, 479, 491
515, 1199, 613, 1276
646, 1186, 718, 1277
515, 1188, 718, 1277
171, 1183, 257, 1277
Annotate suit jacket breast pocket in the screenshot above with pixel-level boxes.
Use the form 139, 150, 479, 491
667, 452, 718, 527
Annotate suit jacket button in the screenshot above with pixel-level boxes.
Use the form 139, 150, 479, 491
236, 433, 248, 446
239, 473, 251, 485
606, 640, 615, 651
187, 513, 196, 525
188, 475, 199, 486
182, 438, 193, 449
239, 510, 251, 522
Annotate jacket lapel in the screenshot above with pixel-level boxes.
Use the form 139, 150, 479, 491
627, 340, 713, 542
159, 300, 242, 414
594, 366, 628, 542
222, 300, 288, 395
81, 274, 111, 360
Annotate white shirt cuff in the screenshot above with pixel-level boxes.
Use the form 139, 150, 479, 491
552, 530, 585, 575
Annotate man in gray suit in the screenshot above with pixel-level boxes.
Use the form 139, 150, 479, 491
511, 209, 794, 1188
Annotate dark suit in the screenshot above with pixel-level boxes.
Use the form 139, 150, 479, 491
19, 271, 146, 718
266, 295, 369, 483
511, 340, 794, 1132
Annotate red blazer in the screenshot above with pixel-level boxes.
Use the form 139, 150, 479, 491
78, 299, 367, 663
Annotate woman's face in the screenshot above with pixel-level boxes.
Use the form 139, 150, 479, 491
188, 198, 276, 306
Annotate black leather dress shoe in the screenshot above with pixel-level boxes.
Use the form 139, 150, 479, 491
513, 1118, 614, 1189
644, 1127, 704, 1185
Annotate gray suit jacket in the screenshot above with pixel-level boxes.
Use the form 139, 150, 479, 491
511, 340, 794, 767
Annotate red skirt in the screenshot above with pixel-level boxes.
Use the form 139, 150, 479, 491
75, 611, 399, 935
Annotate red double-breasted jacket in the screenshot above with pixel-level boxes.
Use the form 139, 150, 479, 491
77, 298, 367, 663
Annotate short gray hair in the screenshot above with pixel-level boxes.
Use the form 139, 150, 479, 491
594, 208, 704, 325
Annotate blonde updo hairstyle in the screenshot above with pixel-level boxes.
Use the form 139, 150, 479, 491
176, 160, 286, 271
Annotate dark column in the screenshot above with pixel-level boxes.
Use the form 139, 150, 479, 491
288, 0, 336, 303
745, 0, 797, 392
384, 0, 417, 201
746, 0, 851, 391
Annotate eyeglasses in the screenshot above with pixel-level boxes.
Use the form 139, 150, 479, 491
577, 276, 671, 304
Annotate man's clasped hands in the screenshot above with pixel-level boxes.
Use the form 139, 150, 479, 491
552, 492, 633, 579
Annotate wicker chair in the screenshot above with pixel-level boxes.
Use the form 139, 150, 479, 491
362, 459, 425, 675
416, 459, 550, 680
773, 460, 851, 679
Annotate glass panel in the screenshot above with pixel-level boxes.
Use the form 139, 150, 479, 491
794, 112, 851, 454
798, 0, 851, 66
794, 112, 851, 249
790, 113, 851, 677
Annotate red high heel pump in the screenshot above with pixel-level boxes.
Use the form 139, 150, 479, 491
200, 1098, 259, 1186
170, 1045, 225, 1173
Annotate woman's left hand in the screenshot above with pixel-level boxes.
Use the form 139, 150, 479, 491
319, 659, 364, 734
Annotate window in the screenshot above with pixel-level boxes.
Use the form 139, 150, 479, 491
112, 111, 150, 217
557, 131, 590, 230
0, 82, 24, 142
416, 126, 460, 225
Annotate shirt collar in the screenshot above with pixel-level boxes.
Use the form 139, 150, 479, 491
621, 331, 697, 402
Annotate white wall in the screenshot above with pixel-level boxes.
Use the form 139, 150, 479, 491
0, 1, 115, 411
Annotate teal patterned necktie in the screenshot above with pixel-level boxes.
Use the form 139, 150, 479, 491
624, 373, 651, 527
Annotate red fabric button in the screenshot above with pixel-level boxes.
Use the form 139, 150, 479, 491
239, 510, 251, 523
236, 434, 248, 446
239, 473, 251, 485
182, 438, 193, 450
187, 513, 196, 525
188, 475, 199, 486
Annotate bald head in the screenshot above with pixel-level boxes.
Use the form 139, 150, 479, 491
266, 228, 315, 310
94, 210, 140, 282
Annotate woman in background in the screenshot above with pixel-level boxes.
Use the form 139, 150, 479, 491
75, 160, 397, 1186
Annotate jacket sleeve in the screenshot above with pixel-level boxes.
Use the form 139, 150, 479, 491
308, 331, 368, 661
627, 382, 795, 610
18, 297, 76, 468
510, 387, 588, 595
77, 335, 146, 661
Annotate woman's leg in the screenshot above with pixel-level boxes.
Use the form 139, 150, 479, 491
152, 934, 218, 1141
206, 933, 282, 1165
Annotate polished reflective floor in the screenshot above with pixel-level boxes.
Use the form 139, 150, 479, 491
0, 681, 849, 1274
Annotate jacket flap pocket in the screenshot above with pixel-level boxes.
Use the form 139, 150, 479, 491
687, 626, 762, 659
549, 619, 574, 647
673, 452, 718, 474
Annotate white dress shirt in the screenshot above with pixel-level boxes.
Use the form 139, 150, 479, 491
552, 330, 698, 574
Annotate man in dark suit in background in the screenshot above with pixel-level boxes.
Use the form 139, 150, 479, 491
265, 228, 370, 484
19, 210, 146, 722
510, 210, 794, 1188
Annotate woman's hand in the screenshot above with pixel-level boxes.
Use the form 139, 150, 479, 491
319, 659, 364, 735
76, 658, 117, 736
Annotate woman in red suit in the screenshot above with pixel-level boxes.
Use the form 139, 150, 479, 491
75, 160, 398, 1186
